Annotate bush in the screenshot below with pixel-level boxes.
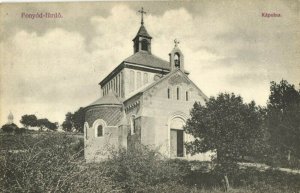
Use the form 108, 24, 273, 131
104, 144, 191, 193
232, 168, 300, 193
1, 133, 299, 193
1, 123, 18, 133
0, 133, 117, 193
0, 134, 192, 193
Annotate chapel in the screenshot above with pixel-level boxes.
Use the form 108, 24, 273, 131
84, 8, 211, 162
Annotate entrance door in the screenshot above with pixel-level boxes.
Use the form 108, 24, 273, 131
170, 129, 184, 157
170, 117, 185, 157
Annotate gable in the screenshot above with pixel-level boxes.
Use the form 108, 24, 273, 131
142, 69, 208, 102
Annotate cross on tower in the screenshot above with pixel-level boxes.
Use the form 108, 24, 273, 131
174, 39, 180, 47
138, 7, 147, 25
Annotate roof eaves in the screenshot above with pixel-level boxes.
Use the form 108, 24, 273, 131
99, 62, 125, 86
122, 91, 143, 104
124, 62, 171, 72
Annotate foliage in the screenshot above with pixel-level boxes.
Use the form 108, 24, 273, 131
0, 133, 118, 193
73, 107, 85, 133
20, 114, 38, 128
1, 123, 18, 133
266, 80, 300, 165
184, 93, 265, 176
14, 127, 26, 135
232, 168, 300, 193
37, 118, 58, 131
1, 133, 299, 193
0, 134, 190, 193
62, 112, 73, 132
105, 144, 190, 193
20, 114, 58, 131
62, 108, 85, 133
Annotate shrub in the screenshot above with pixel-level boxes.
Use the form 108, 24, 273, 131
232, 168, 300, 193
104, 144, 191, 193
0, 133, 117, 193
1, 133, 299, 193
1, 124, 18, 133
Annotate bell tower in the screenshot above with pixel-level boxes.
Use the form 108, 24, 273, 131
169, 39, 184, 71
133, 7, 152, 54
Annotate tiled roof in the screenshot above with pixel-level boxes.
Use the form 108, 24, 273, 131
124, 51, 170, 70
88, 90, 122, 106
85, 106, 123, 126
135, 25, 151, 38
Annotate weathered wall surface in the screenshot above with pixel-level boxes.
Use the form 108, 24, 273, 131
84, 105, 125, 162
123, 68, 156, 98
84, 125, 120, 162
140, 71, 212, 160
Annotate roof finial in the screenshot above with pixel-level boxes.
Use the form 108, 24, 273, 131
174, 39, 180, 47
138, 7, 147, 25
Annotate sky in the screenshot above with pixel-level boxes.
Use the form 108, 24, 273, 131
0, 0, 299, 126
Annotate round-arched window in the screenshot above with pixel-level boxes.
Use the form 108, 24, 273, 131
174, 53, 180, 68
93, 119, 107, 138
97, 125, 103, 137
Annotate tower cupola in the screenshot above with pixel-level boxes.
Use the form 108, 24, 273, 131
133, 7, 152, 54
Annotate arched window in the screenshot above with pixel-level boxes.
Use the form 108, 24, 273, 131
168, 88, 171, 99
141, 39, 148, 51
130, 70, 135, 92
113, 78, 116, 92
116, 76, 118, 95
186, 91, 189, 101
174, 53, 180, 68
93, 119, 106, 138
177, 87, 180, 100
143, 73, 148, 85
131, 115, 136, 134
120, 72, 124, 97
97, 125, 103, 137
137, 72, 141, 88
118, 74, 121, 96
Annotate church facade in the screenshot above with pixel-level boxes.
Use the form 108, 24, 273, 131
84, 15, 211, 162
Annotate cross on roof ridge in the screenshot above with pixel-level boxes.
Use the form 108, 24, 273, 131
138, 7, 147, 25
174, 39, 180, 47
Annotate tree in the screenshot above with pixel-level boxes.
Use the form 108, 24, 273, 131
20, 114, 38, 128
62, 112, 73, 132
62, 108, 85, 133
1, 123, 18, 133
184, 93, 264, 190
73, 107, 85, 133
37, 118, 57, 131
266, 80, 300, 164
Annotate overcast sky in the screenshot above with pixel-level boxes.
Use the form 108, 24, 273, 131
0, 0, 299, 126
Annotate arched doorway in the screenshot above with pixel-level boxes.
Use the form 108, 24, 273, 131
170, 117, 185, 157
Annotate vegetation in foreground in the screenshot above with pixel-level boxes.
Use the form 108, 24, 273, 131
1, 133, 300, 193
